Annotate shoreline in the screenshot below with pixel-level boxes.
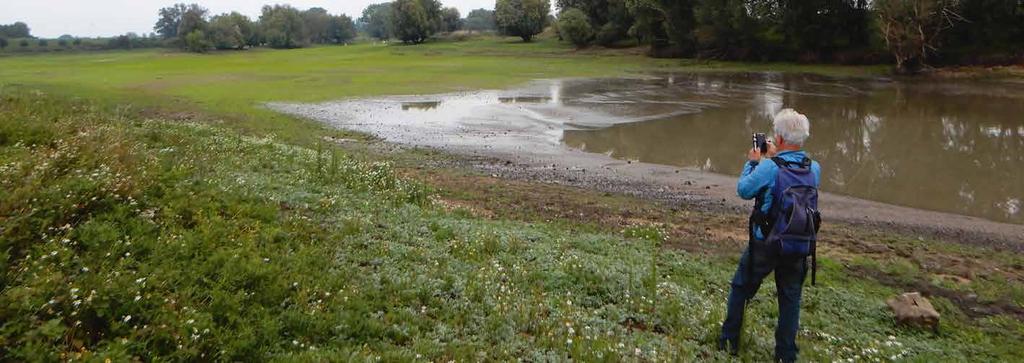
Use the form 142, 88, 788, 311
452, 145, 1024, 250
269, 79, 1024, 250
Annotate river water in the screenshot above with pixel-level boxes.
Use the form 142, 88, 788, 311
272, 73, 1024, 224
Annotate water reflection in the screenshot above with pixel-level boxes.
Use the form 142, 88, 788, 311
562, 74, 1024, 223
360, 74, 1022, 223
401, 101, 441, 111
498, 96, 553, 104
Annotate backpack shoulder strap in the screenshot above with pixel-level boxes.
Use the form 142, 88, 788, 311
771, 156, 813, 169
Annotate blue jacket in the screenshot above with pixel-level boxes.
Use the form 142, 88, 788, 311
738, 150, 821, 239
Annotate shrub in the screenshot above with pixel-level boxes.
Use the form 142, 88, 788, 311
557, 8, 592, 48
595, 22, 622, 47
391, 0, 442, 44
259, 4, 307, 48
184, 30, 211, 53
495, 0, 550, 42
37, 39, 48, 47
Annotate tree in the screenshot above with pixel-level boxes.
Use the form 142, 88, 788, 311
359, 3, 393, 40
496, 0, 552, 42
37, 39, 48, 47
209, 12, 254, 50
941, 0, 1024, 61
56, 35, 72, 47
155, 4, 187, 39
421, 0, 445, 35
328, 15, 358, 44
178, 4, 208, 36
773, 0, 872, 59
625, 0, 705, 56
108, 34, 134, 49
595, 21, 622, 46
154, 3, 208, 49
302, 7, 333, 43
19, 39, 29, 47
558, 0, 635, 44
184, 30, 211, 52
558, 8, 593, 47
260, 4, 307, 48
0, 22, 32, 38
442, 7, 462, 32
72, 38, 82, 46
875, 0, 963, 73
155, 4, 207, 40
391, 0, 442, 43
464, 9, 497, 32
692, 0, 760, 58
0, 38, 7, 50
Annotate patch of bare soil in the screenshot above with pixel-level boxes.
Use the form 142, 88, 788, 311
850, 265, 1024, 320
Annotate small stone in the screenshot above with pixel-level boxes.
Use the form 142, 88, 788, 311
887, 292, 940, 331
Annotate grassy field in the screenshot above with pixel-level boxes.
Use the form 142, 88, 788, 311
1, 38, 1021, 361
0, 37, 887, 144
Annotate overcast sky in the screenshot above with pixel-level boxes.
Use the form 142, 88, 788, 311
0, 0, 498, 38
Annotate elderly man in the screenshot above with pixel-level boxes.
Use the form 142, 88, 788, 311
719, 109, 822, 363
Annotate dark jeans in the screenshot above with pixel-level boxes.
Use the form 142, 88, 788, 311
720, 246, 807, 362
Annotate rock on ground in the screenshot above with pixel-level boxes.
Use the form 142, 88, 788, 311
887, 292, 941, 331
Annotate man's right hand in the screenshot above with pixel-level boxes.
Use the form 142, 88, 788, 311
747, 148, 762, 162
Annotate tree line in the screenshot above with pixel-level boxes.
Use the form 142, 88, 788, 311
1, 20, 171, 53
154, 3, 357, 52
357, 1, 498, 43
6, 1, 1021, 72
357, 0, 550, 42
155, 1, 499, 50
555, 0, 1024, 72
353, 0, 1023, 72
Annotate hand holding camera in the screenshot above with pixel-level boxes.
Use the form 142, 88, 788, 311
749, 133, 776, 162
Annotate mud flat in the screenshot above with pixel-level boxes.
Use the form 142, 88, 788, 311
269, 76, 1024, 249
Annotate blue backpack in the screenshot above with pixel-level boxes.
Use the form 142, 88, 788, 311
749, 157, 822, 284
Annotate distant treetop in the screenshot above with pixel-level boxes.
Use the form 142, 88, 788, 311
0, 22, 32, 38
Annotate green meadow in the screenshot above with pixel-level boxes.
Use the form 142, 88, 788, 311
0, 38, 885, 144
1, 39, 1020, 361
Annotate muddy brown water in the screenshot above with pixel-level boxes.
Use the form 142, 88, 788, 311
271, 73, 1024, 224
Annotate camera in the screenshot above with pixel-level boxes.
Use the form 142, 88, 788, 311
752, 133, 768, 154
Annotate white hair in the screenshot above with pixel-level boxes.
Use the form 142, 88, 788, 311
773, 108, 810, 146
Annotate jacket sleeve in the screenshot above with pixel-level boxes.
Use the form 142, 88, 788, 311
812, 161, 823, 188
737, 161, 771, 200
